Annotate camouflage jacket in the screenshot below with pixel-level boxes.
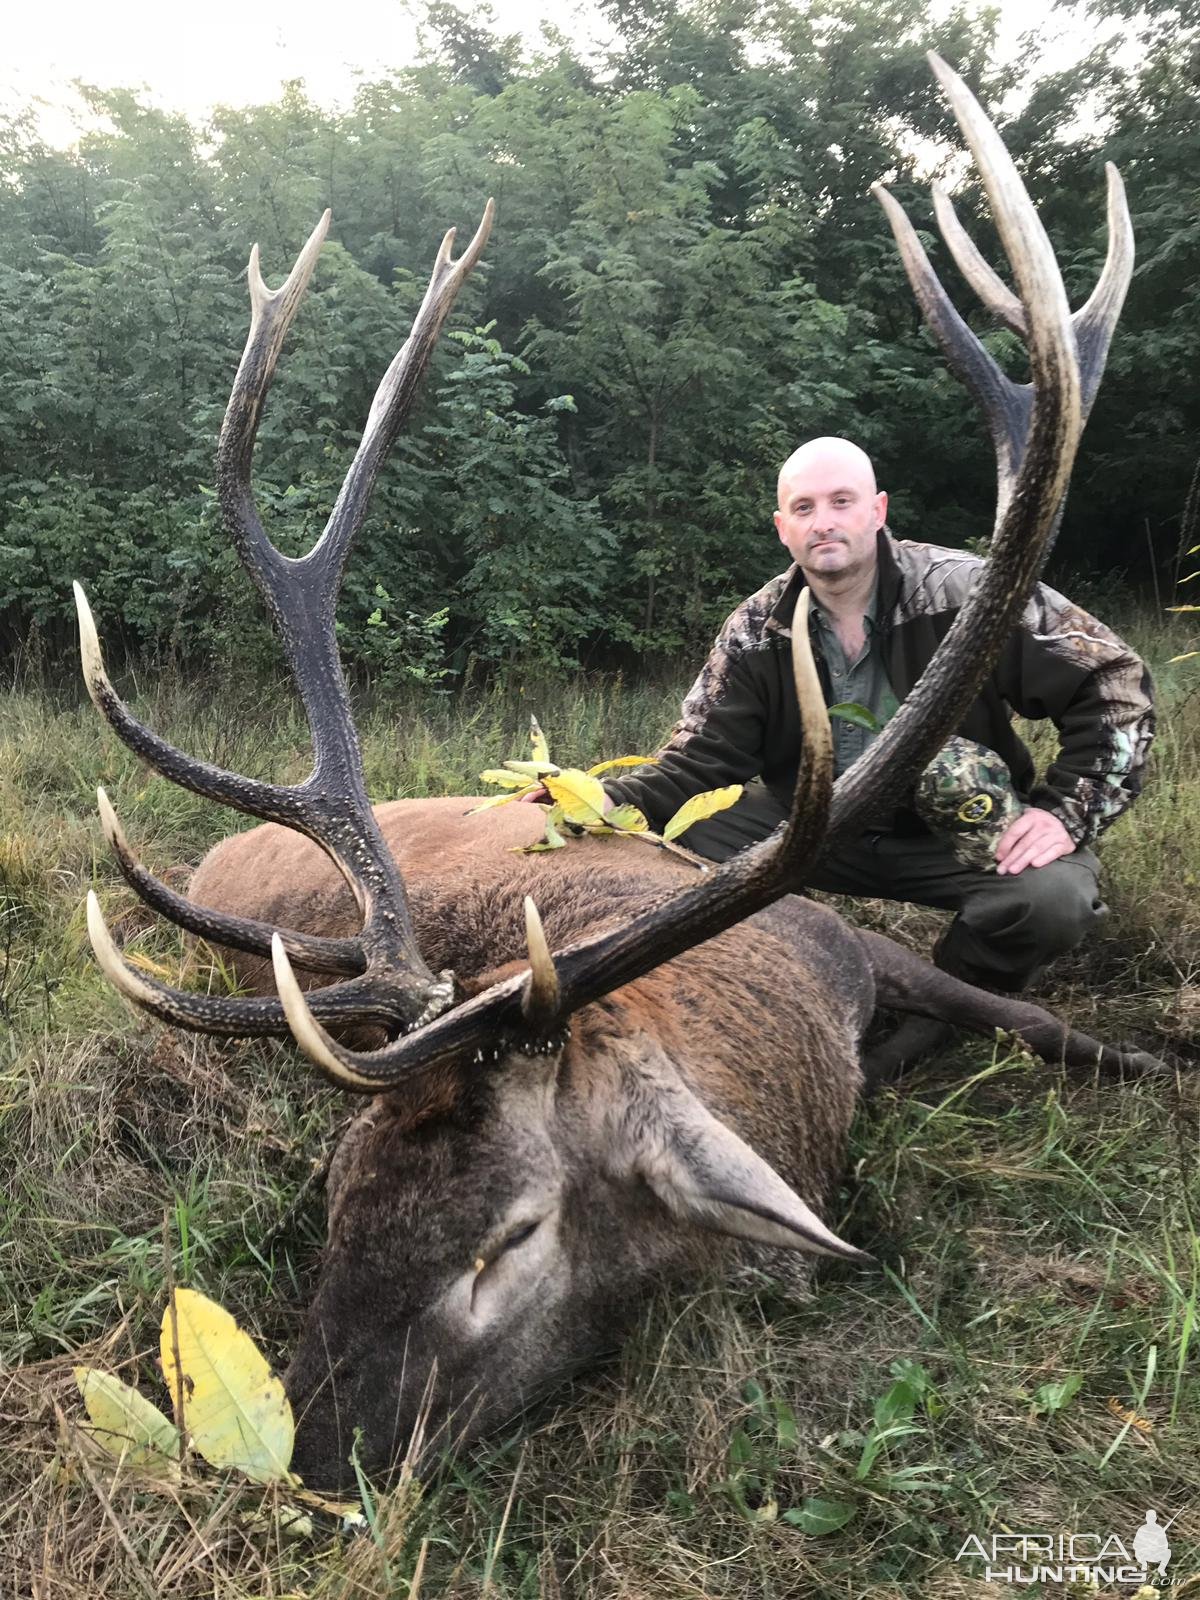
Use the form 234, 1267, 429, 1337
605, 531, 1155, 847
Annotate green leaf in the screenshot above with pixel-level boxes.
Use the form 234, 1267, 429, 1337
504, 758, 562, 778
780, 1497, 857, 1535
1032, 1372, 1083, 1416
465, 788, 538, 813
160, 1288, 294, 1484
773, 1402, 799, 1451
74, 1367, 181, 1480
828, 701, 882, 732
880, 1465, 948, 1491
513, 817, 568, 854
663, 784, 743, 842
873, 1378, 917, 1430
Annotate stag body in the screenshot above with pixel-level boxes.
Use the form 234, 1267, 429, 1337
78, 57, 1145, 1492
196, 804, 870, 1479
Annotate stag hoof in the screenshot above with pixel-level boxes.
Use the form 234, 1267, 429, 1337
1115, 1044, 1171, 1077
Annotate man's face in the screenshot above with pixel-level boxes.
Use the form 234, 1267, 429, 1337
774, 452, 887, 581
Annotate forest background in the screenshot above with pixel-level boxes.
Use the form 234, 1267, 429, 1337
2, 0, 1198, 684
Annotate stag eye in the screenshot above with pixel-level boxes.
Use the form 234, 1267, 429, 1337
500, 1220, 540, 1254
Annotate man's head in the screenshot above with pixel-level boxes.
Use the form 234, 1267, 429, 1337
774, 437, 887, 585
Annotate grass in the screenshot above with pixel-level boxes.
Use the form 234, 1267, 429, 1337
1, 619, 1198, 1598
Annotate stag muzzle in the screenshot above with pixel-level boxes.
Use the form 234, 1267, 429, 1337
284, 1306, 574, 1490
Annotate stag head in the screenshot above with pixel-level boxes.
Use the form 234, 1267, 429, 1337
76, 54, 1131, 1490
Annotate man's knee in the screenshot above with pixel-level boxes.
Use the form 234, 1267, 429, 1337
964, 853, 1106, 959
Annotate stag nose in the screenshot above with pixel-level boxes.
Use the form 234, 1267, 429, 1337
285, 1336, 473, 1491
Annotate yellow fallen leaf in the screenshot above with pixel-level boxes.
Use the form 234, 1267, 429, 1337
663, 785, 744, 842
160, 1288, 294, 1484
479, 769, 534, 790
585, 755, 659, 777
600, 804, 649, 833
465, 788, 538, 813
529, 715, 551, 765
544, 769, 609, 827
290, 1483, 365, 1519
504, 759, 561, 778
74, 1366, 181, 1481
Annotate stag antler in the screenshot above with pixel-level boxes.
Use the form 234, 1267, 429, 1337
259, 53, 1131, 1090
83, 53, 1133, 1095
80, 202, 494, 1042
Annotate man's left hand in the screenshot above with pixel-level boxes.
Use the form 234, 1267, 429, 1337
995, 808, 1075, 875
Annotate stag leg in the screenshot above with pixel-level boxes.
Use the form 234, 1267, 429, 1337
856, 928, 1165, 1088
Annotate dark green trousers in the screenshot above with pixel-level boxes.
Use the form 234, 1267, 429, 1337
682, 781, 1107, 993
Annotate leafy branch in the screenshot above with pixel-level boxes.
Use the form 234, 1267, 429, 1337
471, 715, 742, 862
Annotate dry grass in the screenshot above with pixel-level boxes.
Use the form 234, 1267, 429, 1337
1, 644, 1198, 1598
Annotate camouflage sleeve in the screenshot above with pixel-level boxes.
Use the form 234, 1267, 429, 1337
603, 612, 770, 833
999, 583, 1155, 845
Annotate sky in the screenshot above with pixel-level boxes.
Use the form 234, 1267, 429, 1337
3, 0, 1115, 147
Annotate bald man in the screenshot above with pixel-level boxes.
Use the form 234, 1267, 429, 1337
603, 437, 1155, 1072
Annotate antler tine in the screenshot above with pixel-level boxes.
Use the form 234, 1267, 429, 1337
74, 581, 305, 827
1074, 162, 1134, 410
520, 897, 561, 1026
271, 933, 530, 1088
220, 209, 333, 599
823, 51, 1087, 849
96, 787, 363, 976
932, 182, 1027, 337
872, 183, 1028, 510
311, 197, 496, 592
932, 162, 1132, 420
266, 600, 833, 1090
85, 891, 409, 1037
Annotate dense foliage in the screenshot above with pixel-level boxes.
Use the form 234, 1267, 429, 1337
1, 0, 1196, 676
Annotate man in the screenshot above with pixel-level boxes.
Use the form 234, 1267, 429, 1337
600, 436, 1155, 1069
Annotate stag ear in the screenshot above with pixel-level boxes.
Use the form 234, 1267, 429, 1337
635, 1086, 868, 1263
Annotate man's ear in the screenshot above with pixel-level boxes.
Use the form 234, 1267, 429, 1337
773, 507, 786, 545
627, 1078, 868, 1262
875, 489, 888, 529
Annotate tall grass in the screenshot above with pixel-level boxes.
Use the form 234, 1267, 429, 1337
1, 626, 1197, 1597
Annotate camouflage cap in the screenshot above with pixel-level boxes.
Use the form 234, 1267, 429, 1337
913, 735, 1024, 871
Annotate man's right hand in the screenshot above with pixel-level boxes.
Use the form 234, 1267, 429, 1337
519, 784, 614, 814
